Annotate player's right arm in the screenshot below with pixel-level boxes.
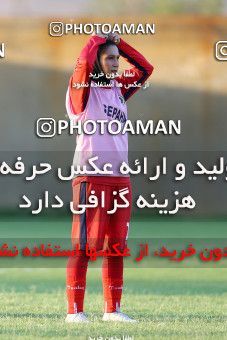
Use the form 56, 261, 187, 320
66, 35, 107, 117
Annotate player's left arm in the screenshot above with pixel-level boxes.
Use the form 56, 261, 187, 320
115, 37, 154, 101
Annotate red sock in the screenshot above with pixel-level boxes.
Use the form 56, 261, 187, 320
102, 255, 124, 313
66, 250, 89, 313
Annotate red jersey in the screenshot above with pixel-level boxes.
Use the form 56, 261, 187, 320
66, 35, 154, 185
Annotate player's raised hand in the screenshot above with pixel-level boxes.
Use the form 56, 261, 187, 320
107, 33, 120, 45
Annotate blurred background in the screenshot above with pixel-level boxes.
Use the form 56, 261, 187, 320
0, 0, 227, 216
1, 4, 227, 338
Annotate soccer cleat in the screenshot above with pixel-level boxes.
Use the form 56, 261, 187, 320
65, 312, 90, 323
102, 311, 137, 322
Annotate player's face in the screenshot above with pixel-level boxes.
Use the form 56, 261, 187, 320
100, 45, 120, 76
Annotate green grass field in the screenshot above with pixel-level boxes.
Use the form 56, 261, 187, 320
0, 214, 227, 339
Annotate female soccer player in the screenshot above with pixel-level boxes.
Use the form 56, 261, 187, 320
65, 31, 154, 323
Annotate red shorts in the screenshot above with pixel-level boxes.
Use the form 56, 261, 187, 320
71, 176, 132, 252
